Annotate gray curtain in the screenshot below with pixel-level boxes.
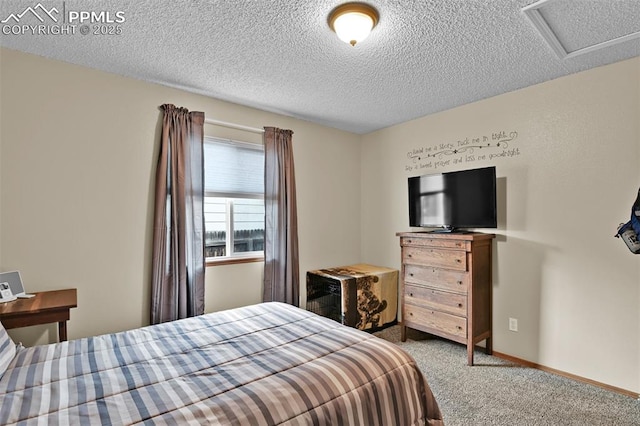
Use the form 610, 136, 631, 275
151, 104, 205, 324
263, 127, 300, 306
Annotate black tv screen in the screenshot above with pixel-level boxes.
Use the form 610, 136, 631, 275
408, 166, 497, 231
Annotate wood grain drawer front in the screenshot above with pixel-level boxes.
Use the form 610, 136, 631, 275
401, 237, 467, 250
404, 304, 466, 338
404, 264, 468, 293
403, 246, 467, 271
405, 285, 466, 316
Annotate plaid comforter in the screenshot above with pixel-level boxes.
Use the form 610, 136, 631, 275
0, 302, 443, 425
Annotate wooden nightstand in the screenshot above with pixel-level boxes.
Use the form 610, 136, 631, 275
0, 289, 77, 342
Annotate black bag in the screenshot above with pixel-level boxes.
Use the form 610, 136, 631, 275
615, 187, 640, 254
632, 188, 640, 235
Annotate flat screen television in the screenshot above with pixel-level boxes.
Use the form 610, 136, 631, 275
408, 166, 497, 232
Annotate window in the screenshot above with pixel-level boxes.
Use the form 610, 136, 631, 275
204, 137, 264, 262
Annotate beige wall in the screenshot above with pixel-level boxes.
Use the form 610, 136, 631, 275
1, 47, 638, 394
361, 57, 640, 393
0, 60, 2, 269
0, 48, 362, 344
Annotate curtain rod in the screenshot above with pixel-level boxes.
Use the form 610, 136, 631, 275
205, 118, 265, 134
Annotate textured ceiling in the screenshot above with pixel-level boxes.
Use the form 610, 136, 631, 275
1, 0, 639, 134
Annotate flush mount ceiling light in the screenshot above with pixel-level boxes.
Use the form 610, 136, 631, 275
328, 2, 379, 46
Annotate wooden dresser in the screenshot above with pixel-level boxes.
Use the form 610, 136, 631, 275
397, 231, 495, 365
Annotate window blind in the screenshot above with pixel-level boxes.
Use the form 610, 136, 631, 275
204, 137, 264, 198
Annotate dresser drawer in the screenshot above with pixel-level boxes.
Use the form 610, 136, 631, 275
403, 246, 467, 271
404, 304, 466, 339
405, 284, 466, 316
404, 264, 468, 293
401, 237, 468, 250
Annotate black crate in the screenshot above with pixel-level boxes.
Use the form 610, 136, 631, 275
306, 275, 343, 323
306, 272, 358, 326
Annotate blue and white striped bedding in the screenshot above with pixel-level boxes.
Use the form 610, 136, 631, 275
0, 302, 443, 425
0, 323, 16, 379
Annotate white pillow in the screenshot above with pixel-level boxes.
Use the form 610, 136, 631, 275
0, 321, 17, 378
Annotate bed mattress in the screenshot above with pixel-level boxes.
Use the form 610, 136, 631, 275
0, 302, 442, 425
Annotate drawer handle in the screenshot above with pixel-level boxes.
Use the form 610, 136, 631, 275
407, 240, 412, 244
409, 312, 413, 316
409, 273, 414, 277
456, 259, 462, 263
407, 254, 412, 258
458, 303, 463, 308
457, 326, 463, 330
457, 281, 463, 285
409, 293, 414, 297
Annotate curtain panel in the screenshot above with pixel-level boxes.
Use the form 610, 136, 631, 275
151, 104, 205, 324
263, 127, 300, 306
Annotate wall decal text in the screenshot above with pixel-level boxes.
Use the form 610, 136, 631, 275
405, 130, 520, 172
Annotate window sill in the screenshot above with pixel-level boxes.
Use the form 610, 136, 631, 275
206, 256, 264, 267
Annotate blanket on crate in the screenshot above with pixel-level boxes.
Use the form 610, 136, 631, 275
306, 263, 398, 331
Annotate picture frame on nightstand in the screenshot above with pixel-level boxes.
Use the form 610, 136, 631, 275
0, 282, 17, 303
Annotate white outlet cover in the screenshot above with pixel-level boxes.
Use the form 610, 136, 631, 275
509, 318, 518, 332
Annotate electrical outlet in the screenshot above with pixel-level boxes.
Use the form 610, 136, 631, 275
509, 317, 518, 332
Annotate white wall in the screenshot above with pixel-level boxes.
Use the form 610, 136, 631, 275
0, 48, 362, 344
361, 57, 640, 393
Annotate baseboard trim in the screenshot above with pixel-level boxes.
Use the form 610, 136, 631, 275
491, 351, 639, 400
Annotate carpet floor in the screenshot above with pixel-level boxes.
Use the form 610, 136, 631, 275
374, 326, 640, 426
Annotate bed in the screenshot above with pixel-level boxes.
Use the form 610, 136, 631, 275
0, 302, 443, 425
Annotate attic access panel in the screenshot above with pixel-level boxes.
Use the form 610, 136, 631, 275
522, 0, 640, 59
